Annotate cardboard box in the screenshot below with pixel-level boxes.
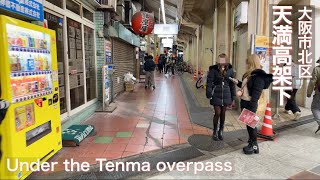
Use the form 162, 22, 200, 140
125, 83, 134, 92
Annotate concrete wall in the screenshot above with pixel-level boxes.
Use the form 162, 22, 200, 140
200, 16, 214, 73
217, 8, 226, 56
95, 11, 105, 102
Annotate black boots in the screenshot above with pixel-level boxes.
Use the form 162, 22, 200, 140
243, 140, 259, 154
315, 125, 320, 134
218, 125, 224, 140
212, 124, 224, 141
212, 123, 219, 141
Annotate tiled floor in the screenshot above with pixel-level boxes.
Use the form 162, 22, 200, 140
40, 71, 313, 175
41, 73, 211, 175
182, 73, 312, 131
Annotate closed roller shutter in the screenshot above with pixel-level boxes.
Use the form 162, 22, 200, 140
113, 39, 135, 95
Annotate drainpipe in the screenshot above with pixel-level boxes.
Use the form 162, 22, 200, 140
256, 0, 260, 34
213, 0, 218, 64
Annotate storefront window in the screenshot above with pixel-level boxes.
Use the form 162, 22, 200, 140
45, 12, 67, 114
66, 0, 80, 15
45, 0, 63, 9
84, 26, 96, 101
67, 18, 84, 110
83, 8, 94, 22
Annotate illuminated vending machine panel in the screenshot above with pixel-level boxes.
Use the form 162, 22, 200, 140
0, 15, 62, 179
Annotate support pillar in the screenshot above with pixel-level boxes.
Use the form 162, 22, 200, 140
225, 0, 231, 57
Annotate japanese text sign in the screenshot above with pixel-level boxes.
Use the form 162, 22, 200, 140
0, 0, 44, 21
271, 5, 314, 106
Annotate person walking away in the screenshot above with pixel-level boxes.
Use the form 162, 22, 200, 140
144, 55, 156, 89
284, 62, 302, 120
206, 53, 236, 141
231, 54, 273, 154
307, 57, 320, 134
154, 54, 159, 72
158, 54, 165, 73
166, 57, 174, 75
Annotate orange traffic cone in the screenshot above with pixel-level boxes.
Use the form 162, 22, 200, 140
257, 103, 277, 140
193, 69, 197, 80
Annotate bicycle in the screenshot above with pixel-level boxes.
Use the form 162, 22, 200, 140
196, 71, 207, 89
175, 61, 185, 75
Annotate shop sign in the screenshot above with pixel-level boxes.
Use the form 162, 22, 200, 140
105, 40, 112, 64
0, 0, 44, 21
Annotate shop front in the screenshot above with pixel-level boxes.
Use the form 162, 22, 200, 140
43, 0, 98, 123
108, 21, 140, 97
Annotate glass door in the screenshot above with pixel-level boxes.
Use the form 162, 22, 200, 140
84, 25, 96, 101
67, 18, 84, 110
44, 11, 67, 114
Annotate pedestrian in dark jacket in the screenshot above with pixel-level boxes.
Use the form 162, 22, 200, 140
144, 55, 156, 89
206, 53, 236, 141
231, 54, 273, 155
158, 54, 165, 73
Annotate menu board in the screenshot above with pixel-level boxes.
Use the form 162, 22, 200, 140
7, 24, 53, 103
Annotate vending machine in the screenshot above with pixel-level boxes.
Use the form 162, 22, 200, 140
0, 15, 62, 179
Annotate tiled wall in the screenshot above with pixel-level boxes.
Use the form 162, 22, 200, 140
95, 11, 105, 102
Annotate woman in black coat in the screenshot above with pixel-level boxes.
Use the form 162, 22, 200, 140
206, 53, 236, 141
231, 54, 273, 155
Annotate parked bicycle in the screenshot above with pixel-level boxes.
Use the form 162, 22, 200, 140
175, 61, 186, 75
196, 71, 207, 89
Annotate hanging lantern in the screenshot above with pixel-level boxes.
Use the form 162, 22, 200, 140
131, 11, 155, 37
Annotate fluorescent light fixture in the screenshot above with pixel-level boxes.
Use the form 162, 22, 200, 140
158, 34, 174, 38
154, 24, 179, 35
161, 38, 173, 44
160, 0, 166, 24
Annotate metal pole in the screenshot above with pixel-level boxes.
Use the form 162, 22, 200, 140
197, 26, 199, 79
213, 0, 218, 64
273, 91, 281, 119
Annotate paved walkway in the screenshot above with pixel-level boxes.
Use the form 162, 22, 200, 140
144, 121, 320, 179
31, 71, 315, 178
181, 73, 312, 131
32, 73, 212, 177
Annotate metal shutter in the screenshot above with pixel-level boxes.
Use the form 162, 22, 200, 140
112, 39, 135, 95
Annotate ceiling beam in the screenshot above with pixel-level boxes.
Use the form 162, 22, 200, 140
164, 0, 177, 8
153, 11, 176, 22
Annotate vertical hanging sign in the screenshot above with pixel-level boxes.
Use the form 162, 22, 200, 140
271, 5, 314, 106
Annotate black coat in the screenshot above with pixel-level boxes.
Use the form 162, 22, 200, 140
144, 59, 156, 71
206, 64, 236, 106
237, 69, 273, 112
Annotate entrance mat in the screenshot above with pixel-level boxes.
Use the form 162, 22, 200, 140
62, 125, 95, 147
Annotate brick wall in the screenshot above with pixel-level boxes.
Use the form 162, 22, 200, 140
95, 11, 105, 102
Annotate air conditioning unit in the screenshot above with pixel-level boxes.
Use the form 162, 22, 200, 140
124, 0, 132, 26
234, 1, 248, 29
100, 0, 117, 12
117, 0, 125, 22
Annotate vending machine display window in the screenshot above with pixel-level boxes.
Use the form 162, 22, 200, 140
7, 24, 53, 103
